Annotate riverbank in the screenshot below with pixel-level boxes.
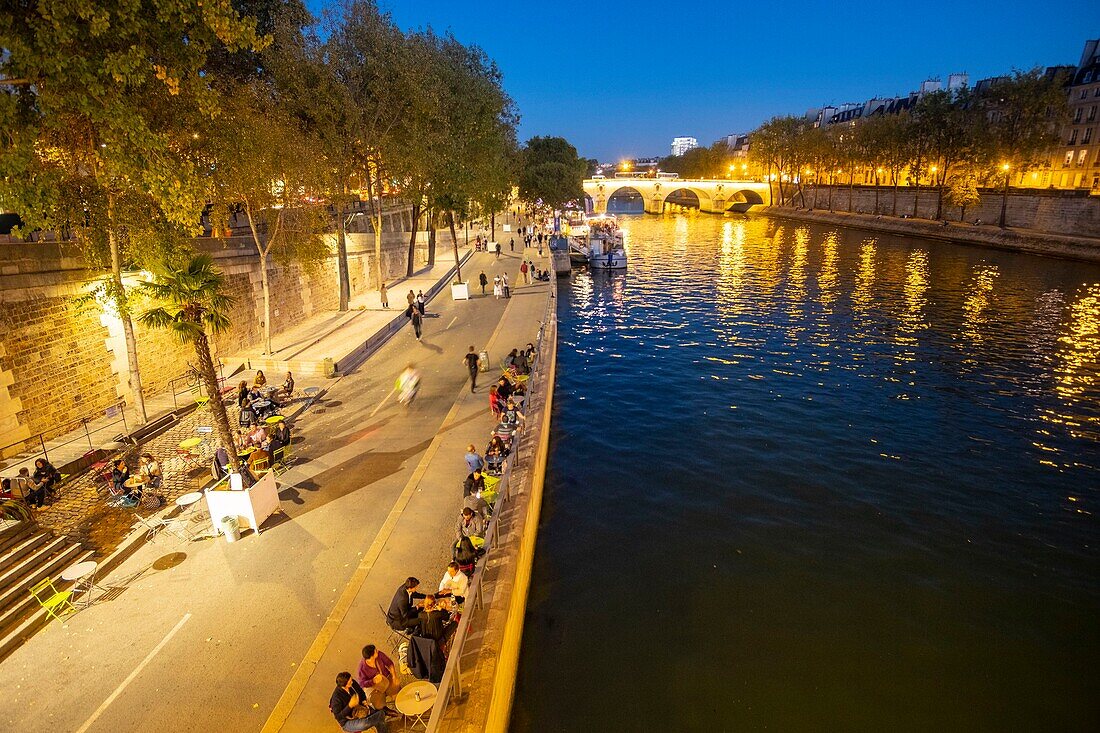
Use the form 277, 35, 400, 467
759, 206, 1100, 263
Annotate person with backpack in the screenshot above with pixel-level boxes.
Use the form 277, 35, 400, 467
520, 260, 529, 283
410, 307, 423, 341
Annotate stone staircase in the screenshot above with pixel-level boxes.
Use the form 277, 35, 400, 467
0, 520, 92, 661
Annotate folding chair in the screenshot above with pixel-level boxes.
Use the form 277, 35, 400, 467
132, 513, 192, 543
190, 385, 210, 410
272, 442, 296, 475
379, 604, 412, 653
29, 578, 77, 621
250, 454, 271, 477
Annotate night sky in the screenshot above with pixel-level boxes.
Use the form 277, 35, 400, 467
309, 0, 1094, 161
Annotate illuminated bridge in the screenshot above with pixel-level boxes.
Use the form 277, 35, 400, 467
583, 177, 771, 214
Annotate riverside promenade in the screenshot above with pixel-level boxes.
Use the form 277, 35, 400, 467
0, 241, 553, 733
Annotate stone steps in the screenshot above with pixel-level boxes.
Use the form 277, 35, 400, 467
0, 521, 89, 661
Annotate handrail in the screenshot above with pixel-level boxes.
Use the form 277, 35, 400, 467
0, 399, 128, 469
167, 359, 227, 410
426, 292, 556, 731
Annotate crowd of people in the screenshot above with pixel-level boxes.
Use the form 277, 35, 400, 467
328, 335, 537, 731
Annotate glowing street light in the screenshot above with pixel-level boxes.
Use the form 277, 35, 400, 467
999, 162, 1012, 228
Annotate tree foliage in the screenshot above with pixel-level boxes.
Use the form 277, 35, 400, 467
518, 136, 586, 210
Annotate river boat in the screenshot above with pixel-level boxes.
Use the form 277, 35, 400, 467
581, 214, 627, 270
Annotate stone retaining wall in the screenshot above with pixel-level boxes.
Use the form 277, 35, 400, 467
0, 221, 461, 451
793, 185, 1100, 238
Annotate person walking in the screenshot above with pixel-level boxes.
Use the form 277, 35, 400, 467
416, 290, 426, 315
509, 237, 515, 252
406, 289, 415, 309
410, 307, 423, 341
502, 272, 510, 298
463, 346, 480, 392
493, 275, 502, 299
479, 270, 488, 295
494, 241, 501, 259
520, 260, 529, 284
538, 239, 544, 256
379, 283, 388, 309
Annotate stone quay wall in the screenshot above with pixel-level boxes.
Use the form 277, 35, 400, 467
790, 185, 1100, 238
0, 215, 461, 454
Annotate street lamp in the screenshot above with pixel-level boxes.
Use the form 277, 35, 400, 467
998, 162, 1011, 228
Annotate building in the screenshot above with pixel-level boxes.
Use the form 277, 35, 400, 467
1051, 39, 1100, 190
670, 136, 698, 156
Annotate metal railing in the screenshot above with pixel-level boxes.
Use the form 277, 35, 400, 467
426, 295, 557, 731
0, 400, 129, 470
167, 360, 227, 410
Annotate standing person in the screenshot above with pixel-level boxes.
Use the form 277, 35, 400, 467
520, 260, 529, 283
410, 307, 423, 341
406, 289, 415, 310
494, 241, 501, 259
488, 384, 501, 421
415, 290, 426, 315
479, 270, 488, 295
509, 237, 515, 252
502, 273, 510, 298
493, 275, 502, 299
463, 346, 480, 392
329, 671, 390, 733
379, 283, 388, 309
538, 238, 544, 256
464, 443, 484, 473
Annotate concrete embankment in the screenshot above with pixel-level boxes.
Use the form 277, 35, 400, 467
759, 207, 1100, 263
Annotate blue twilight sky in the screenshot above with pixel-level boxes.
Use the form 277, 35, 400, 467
307, 0, 1096, 161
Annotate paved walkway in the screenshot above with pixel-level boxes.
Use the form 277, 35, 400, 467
0, 243, 553, 733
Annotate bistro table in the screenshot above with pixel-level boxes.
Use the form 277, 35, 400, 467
264, 415, 285, 426
178, 437, 203, 451
176, 491, 211, 539
394, 680, 437, 729
122, 477, 145, 492
61, 560, 101, 609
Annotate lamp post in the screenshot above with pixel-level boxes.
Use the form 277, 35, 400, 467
998, 163, 1011, 228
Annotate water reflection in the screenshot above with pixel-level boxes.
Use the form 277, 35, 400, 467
961, 263, 1000, 346
896, 249, 929, 359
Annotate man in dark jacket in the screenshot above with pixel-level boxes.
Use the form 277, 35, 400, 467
329, 671, 389, 732
463, 468, 486, 498
386, 577, 425, 631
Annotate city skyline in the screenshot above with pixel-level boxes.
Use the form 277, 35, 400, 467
350, 0, 1097, 160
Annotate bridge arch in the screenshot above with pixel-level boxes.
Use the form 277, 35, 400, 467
661, 187, 710, 210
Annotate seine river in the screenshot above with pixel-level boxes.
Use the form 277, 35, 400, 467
512, 214, 1100, 731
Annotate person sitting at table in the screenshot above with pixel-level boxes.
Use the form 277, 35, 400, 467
417, 595, 456, 647
486, 434, 509, 459
139, 453, 162, 491
385, 577, 425, 632
268, 419, 290, 460
246, 423, 268, 449
501, 399, 525, 427
237, 381, 250, 409
495, 376, 514, 403
463, 468, 485, 498
282, 371, 295, 399
329, 671, 390, 733
111, 458, 131, 497
437, 562, 468, 601
212, 446, 231, 480
464, 444, 484, 474
356, 644, 403, 711
455, 507, 486, 541
12, 468, 35, 506
254, 370, 267, 387
30, 458, 61, 507
463, 491, 490, 521
453, 535, 482, 574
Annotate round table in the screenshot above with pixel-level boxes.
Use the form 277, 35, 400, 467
61, 560, 99, 608
455, 535, 485, 550
175, 492, 203, 509
122, 477, 145, 490
178, 437, 202, 451
238, 447, 257, 460
264, 415, 285, 425
394, 680, 437, 729
252, 399, 272, 410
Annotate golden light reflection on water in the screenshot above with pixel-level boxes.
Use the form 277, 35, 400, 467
961, 263, 1000, 346
852, 239, 877, 319
896, 249, 929, 358
1046, 283, 1100, 443
818, 231, 839, 309
787, 227, 809, 323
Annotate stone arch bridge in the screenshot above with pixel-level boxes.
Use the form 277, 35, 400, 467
584, 177, 771, 214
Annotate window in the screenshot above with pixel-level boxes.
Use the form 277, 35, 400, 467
1086, 71, 1095, 83
1078, 149, 1088, 166
1069, 129, 1078, 144
1082, 90, 1090, 100
1085, 128, 1094, 144
1075, 108, 1084, 123
1064, 151, 1074, 166
1095, 87, 1100, 97
1090, 106, 1098, 122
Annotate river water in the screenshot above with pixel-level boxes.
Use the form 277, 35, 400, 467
512, 214, 1100, 731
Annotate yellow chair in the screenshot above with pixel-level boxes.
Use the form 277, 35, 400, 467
273, 442, 295, 475
29, 578, 77, 621
250, 455, 271, 477
190, 386, 209, 410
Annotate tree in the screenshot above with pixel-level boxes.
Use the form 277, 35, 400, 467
518, 136, 586, 210
204, 85, 330, 355
139, 255, 241, 472
1, 0, 266, 423
943, 174, 982, 221
913, 89, 984, 219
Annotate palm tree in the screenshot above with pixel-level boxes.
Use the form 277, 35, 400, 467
138, 254, 240, 471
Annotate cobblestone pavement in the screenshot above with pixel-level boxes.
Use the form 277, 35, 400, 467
31, 396, 303, 554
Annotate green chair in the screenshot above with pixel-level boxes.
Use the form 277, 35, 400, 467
272, 442, 295, 475
29, 578, 76, 621
190, 386, 210, 410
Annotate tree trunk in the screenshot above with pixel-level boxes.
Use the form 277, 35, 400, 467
406, 201, 420, 277
365, 167, 384, 290
336, 204, 350, 311
960, 204, 967, 222
766, 164, 775, 206
828, 180, 834, 211
873, 173, 880, 214
427, 211, 437, 268
892, 174, 899, 216
195, 331, 239, 472
107, 194, 147, 424
848, 175, 854, 211
244, 207, 273, 354
448, 210, 462, 283
490, 211, 495, 241
935, 170, 945, 220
